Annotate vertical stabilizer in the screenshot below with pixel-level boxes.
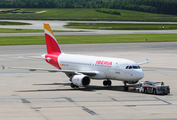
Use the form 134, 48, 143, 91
44, 23, 62, 54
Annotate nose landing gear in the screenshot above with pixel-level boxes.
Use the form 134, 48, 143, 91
103, 79, 112, 86
123, 81, 128, 91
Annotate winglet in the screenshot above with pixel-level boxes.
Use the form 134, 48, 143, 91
145, 58, 150, 64
2, 65, 5, 70
137, 59, 151, 65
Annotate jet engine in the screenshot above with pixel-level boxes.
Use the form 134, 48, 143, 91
126, 81, 139, 84
71, 74, 90, 87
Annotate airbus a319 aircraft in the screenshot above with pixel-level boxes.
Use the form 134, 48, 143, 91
3, 23, 150, 90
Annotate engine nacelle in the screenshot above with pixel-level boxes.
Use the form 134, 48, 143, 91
126, 81, 139, 84
71, 74, 90, 87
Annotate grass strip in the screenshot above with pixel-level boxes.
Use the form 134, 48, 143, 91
65, 23, 177, 30
0, 28, 85, 33
0, 34, 177, 45
0, 21, 31, 25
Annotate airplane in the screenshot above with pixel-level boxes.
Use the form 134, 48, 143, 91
2, 23, 150, 91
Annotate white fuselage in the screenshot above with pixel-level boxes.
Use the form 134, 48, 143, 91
56, 53, 144, 82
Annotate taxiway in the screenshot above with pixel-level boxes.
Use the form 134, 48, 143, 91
1, 20, 177, 36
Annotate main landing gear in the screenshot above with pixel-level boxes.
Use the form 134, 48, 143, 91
103, 79, 112, 86
71, 83, 79, 88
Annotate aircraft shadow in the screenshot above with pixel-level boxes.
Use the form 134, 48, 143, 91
33, 83, 71, 86
17, 82, 138, 93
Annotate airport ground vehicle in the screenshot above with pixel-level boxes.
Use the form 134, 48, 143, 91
128, 81, 170, 95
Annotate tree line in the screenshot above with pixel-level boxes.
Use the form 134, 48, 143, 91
1, 0, 177, 15
95, 8, 121, 15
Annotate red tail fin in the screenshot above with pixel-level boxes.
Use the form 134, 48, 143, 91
44, 23, 62, 54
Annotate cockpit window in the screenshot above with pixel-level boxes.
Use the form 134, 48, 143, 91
126, 66, 129, 69
133, 66, 138, 69
129, 66, 132, 69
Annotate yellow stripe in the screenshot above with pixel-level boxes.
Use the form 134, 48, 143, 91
43, 23, 54, 36
168, 95, 177, 97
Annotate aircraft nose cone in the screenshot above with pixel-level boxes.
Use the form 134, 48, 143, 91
137, 69, 144, 80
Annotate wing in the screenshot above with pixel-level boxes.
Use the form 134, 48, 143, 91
2, 65, 97, 76
137, 59, 151, 65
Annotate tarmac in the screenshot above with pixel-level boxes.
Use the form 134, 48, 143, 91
0, 42, 177, 120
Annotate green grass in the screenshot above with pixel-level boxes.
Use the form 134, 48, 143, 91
0, 28, 85, 33
0, 34, 176, 45
1, 8, 177, 21
0, 21, 31, 25
65, 23, 177, 30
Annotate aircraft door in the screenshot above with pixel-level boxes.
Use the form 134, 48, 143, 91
90, 62, 94, 67
116, 62, 120, 74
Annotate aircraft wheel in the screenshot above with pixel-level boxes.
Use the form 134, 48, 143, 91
71, 83, 79, 88
71, 83, 75, 88
107, 80, 112, 86
153, 89, 157, 95
103, 81, 108, 86
144, 88, 148, 94
124, 86, 128, 91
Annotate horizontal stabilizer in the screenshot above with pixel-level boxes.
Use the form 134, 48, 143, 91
2, 65, 5, 70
